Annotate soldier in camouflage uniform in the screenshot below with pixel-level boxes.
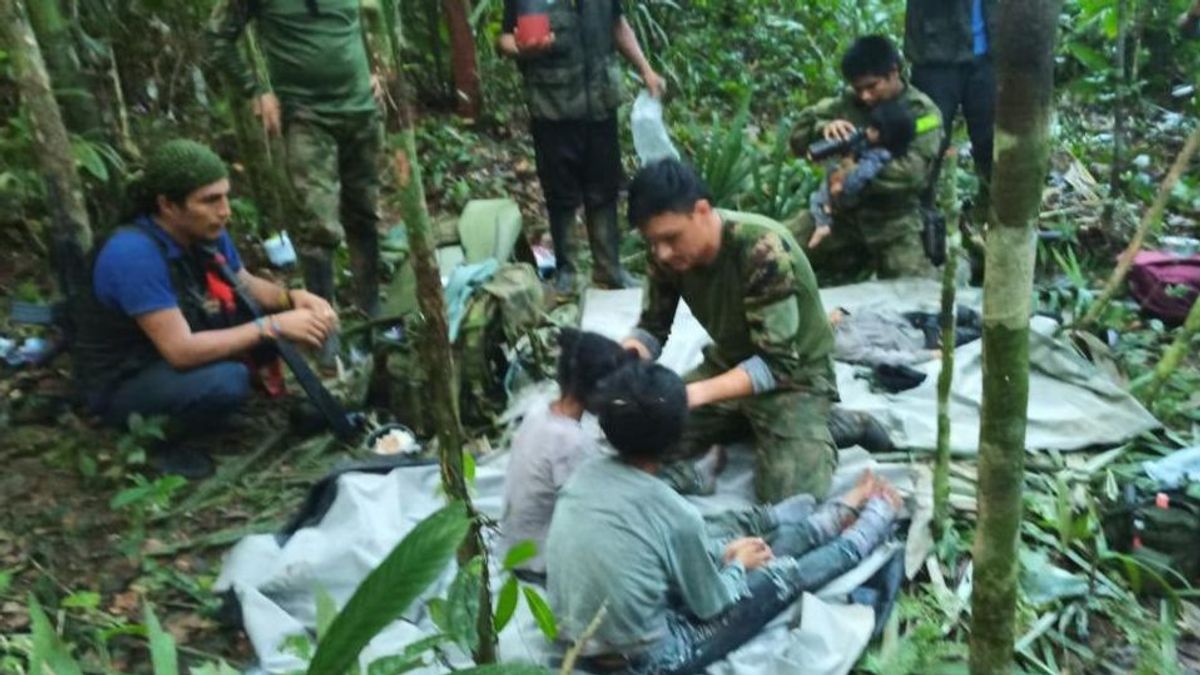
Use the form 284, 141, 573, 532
622, 159, 839, 502
209, 0, 384, 366
498, 0, 663, 294
790, 35, 943, 284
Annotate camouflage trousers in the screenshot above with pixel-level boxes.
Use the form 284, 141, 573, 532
283, 108, 384, 254
661, 364, 838, 502
789, 209, 933, 286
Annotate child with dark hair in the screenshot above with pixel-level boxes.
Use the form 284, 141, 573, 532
808, 99, 917, 247
546, 361, 901, 673
500, 328, 635, 577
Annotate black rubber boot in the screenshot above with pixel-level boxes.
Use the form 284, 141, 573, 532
150, 444, 215, 480
301, 248, 342, 372
347, 228, 381, 318
585, 203, 640, 289
828, 408, 895, 453
548, 205, 578, 295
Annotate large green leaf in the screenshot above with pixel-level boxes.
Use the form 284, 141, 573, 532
521, 586, 557, 641
306, 502, 471, 675
27, 594, 84, 675
144, 603, 179, 675
502, 541, 537, 571
493, 576, 519, 633
444, 556, 483, 652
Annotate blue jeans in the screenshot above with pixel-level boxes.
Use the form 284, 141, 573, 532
623, 515, 863, 675
96, 360, 251, 433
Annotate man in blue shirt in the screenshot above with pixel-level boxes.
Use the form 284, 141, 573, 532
904, 0, 996, 206
74, 140, 337, 477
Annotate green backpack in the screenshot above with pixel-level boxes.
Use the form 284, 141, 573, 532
1099, 479, 1200, 591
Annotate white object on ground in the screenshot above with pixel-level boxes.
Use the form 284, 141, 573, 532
371, 427, 418, 456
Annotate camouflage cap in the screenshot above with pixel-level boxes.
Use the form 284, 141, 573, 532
145, 139, 228, 203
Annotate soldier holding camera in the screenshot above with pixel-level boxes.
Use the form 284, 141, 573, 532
790, 35, 943, 283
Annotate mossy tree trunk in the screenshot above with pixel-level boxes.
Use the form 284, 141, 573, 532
934, 148, 960, 540
24, 0, 103, 136
384, 23, 497, 664
0, 0, 93, 296
969, 1, 1060, 673
1139, 293, 1200, 403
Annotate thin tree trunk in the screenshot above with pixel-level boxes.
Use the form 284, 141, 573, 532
969, 1, 1060, 673
1104, 0, 1129, 226
934, 148, 960, 540
23, 0, 102, 136
443, 0, 482, 119
1079, 126, 1200, 328
386, 32, 497, 665
1138, 293, 1200, 402
0, 0, 93, 295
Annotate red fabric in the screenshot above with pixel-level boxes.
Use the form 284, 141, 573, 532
1128, 251, 1200, 325
205, 269, 238, 315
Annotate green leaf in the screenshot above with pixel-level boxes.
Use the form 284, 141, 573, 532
463, 450, 477, 485
444, 557, 482, 652
145, 603, 179, 675
522, 586, 557, 641
453, 664, 552, 674
315, 585, 339, 640
365, 633, 447, 675
0, 570, 13, 595
502, 540, 537, 571
61, 591, 101, 610
306, 503, 470, 675
27, 593, 84, 675
493, 576, 519, 633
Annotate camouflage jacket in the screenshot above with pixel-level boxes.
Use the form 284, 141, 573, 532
791, 85, 943, 230
207, 0, 376, 115
905, 0, 997, 65
634, 210, 837, 396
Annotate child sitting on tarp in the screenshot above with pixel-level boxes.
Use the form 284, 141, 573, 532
807, 99, 916, 250
545, 361, 900, 674
500, 329, 634, 580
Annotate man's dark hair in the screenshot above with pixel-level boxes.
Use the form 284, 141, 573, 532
626, 158, 712, 230
556, 328, 636, 408
841, 35, 902, 81
868, 99, 916, 157
592, 361, 687, 461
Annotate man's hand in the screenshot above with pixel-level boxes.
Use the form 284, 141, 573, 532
515, 31, 556, 56
287, 289, 337, 324
642, 68, 666, 98
271, 308, 336, 348
253, 92, 282, 137
370, 73, 386, 103
808, 225, 832, 249
621, 337, 653, 361
822, 119, 857, 142
723, 537, 774, 570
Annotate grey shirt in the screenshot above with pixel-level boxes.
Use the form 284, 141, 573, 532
546, 457, 747, 654
834, 307, 934, 367
500, 407, 596, 574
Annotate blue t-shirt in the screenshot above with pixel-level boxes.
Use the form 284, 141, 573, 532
972, 0, 988, 56
93, 215, 243, 317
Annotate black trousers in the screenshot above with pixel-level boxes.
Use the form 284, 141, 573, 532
529, 116, 622, 211
912, 56, 996, 196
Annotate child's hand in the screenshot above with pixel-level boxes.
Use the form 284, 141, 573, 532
724, 537, 774, 570
808, 225, 832, 249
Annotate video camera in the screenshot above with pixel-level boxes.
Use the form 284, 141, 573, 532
807, 129, 868, 161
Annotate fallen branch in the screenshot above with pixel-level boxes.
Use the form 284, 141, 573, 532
1078, 125, 1200, 328
1136, 291, 1200, 402
559, 602, 608, 674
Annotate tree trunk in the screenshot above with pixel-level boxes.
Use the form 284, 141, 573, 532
23, 0, 103, 136
934, 149, 960, 540
443, 0, 482, 119
0, 0, 93, 295
386, 40, 497, 665
969, 1, 1060, 674
1138, 292, 1200, 403
1104, 0, 1129, 226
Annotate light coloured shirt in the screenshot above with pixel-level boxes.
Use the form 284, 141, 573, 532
500, 406, 595, 574
834, 308, 934, 367
546, 457, 747, 654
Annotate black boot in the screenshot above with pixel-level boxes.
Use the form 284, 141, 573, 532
828, 408, 895, 453
585, 203, 640, 289
347, 228, 381, 318
301, 248, 342, 372
548, 205, 578, 295
149, 444, 215, 480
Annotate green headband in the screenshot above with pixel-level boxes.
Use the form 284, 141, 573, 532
145, 139, 228, 203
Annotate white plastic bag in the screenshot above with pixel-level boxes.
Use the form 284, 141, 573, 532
631, 90, 680, 165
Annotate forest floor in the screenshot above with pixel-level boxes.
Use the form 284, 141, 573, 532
2, 104, 1200, 673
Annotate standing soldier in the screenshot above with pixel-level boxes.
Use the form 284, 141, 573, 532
209, 0, 384, 368
791, 35, 943, 284
498, 0, 664, 294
